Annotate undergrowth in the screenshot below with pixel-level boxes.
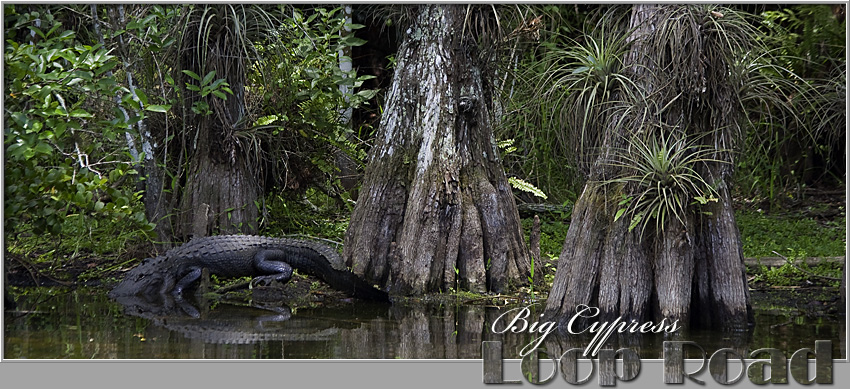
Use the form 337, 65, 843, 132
5, 185, 844, 292
260, 187, 351, 244
5, 213, 155, 285
521, 217, 569, 260
748, 261, 843, 288
517, 208, 845, 264
736, 210, 846, 258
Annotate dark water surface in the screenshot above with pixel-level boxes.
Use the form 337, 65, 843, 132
3, 287, 845, 359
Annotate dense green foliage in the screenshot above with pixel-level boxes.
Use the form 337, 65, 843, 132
496, 4, 845, 206
249, 6, 376, 199
729, 5, 846, 207
520, 210, 846, 265
4, 6, 154, 236
3, 4, 844, 288
4, 5, 377, 238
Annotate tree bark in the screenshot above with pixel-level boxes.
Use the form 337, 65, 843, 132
544, 4, 752, 330
177, 11, 259, 238
179, 118, 259, 237
343, 4, 532, 295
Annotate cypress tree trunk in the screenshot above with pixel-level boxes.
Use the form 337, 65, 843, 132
179, 123, 259, 237
177, 11, 259, 238
343, 4, 532, 295
544, 4, 753, 330
178, 67, 259, 237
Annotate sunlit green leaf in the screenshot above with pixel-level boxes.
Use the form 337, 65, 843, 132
145, 104, 171, 113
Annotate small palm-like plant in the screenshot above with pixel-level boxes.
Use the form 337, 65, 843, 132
609, 130, 724, 236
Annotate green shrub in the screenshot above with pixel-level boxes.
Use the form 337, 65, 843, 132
4, 6, 153, 236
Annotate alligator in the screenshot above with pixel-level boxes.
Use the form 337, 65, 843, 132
109, 235, 389, 302
114, 295, 349, 345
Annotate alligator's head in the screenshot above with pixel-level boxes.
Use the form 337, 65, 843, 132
108, 256, 174, 298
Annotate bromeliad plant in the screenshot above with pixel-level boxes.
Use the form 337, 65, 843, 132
535, 10, 637, 177
608, 128, 724, 236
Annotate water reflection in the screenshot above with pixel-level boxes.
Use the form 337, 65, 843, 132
3, 287, 845, 359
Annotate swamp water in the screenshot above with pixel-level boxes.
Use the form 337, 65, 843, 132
3, 287, 845, 360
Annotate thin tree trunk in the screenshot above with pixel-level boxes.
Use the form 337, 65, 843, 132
90, 5, 139, 163
99, 4, 171, 245
334, 4, 361, 194
343, 4, 532, 295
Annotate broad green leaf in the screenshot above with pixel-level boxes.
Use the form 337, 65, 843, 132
134, 89, 148, 106
145, 104, 171, 113
33, 142, 53, 155
6, 143, 27, 159
124, 98, 141, 111
69, 109, 93, 118
182, 69, 201, 81
355, 89, 377, 99
341, 36, 367, 47
65, 77, 84, 87
614, 208, 627, 222
93, 60, 117, 76
209, 78, 226, 89
201, 71, 216, 86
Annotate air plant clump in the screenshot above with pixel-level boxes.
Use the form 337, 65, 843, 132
536, 13, 636, 176
594, 5, 778, 236
608, 128, 724, 236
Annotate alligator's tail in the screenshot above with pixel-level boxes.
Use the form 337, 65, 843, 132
322, 268, 390, 303
284, 248, 389, 302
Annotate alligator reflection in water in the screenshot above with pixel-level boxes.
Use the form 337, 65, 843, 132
114, 295, 344, 345
3, 288, 845, 359
3, 288, 542, 359
116, 294, 509, 358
